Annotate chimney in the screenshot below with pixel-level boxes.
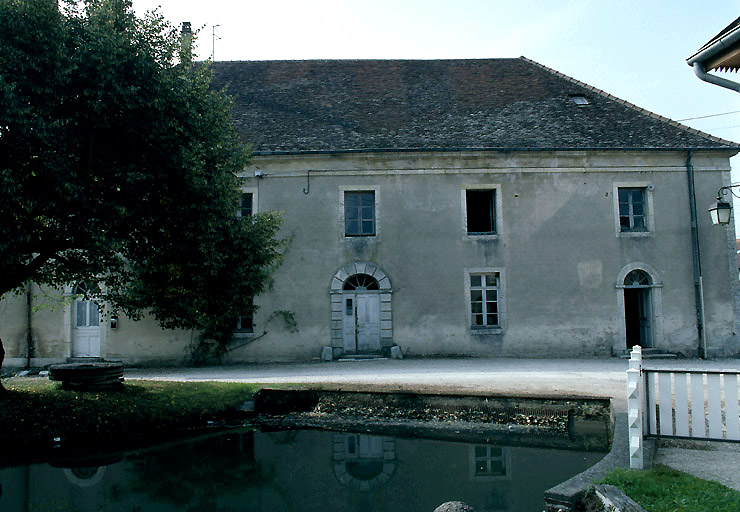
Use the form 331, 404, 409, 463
180, 22, 193, 63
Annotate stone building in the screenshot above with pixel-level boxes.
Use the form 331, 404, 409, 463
2, 57, 739, 366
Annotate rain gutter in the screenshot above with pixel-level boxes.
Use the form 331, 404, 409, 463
26, 283, 33, 368
691, 62, 740, 93
686, 150, 708, 359
687, 25, 740, 93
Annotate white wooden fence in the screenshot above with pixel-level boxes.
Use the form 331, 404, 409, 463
627, 346, 740, 469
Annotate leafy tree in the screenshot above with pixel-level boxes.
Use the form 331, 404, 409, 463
0, 0, 284, 362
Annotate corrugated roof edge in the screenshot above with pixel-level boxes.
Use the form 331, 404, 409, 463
520, 56, 740, 149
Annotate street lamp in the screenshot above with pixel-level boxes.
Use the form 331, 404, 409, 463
709, 185, 740, 226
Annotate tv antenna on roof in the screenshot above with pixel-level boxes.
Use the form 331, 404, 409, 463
212, 24, 221, 61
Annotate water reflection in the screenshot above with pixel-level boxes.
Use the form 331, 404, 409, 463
62, 466, 107, 487
334, 434, 396, 490
0, 429, 604, 512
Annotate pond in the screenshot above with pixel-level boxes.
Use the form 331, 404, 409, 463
0, 428, 605, 512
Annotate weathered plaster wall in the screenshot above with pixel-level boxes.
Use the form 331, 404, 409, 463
232, 149, 738, 360
104, 315, 193, 366
1, 150, 737, 365
0, 284, 68, 367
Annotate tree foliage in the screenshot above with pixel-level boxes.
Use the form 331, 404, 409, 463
0, 0, 284, 358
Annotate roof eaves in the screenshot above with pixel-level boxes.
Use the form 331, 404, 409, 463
520, 56, 739, 148
251, 146, 740, 157
687, 16, 740, 66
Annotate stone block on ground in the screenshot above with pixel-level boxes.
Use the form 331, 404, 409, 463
433, 501, 474, 512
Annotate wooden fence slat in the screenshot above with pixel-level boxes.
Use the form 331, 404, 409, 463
724, 374, 740, 440
707, 374, 723, 439
647, 372, 658, 435
659, 372, 673, 436
690, 373, 706, 438
674, 373, 690, 437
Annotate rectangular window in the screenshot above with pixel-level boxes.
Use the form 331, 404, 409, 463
618, 188, 646, 232
239, 192, 253, 217
234, 314, 253, 333
233, 298, 254, 333
345, 191, 375, 236
466, 189, 496, 234
474, 446, 506, 477
469, 273, 499, 328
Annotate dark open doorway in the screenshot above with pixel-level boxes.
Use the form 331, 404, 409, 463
624, 270, 653, 348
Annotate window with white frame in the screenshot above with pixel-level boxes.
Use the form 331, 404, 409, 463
613, 183, 653, 236
468, 272, 500, 329
473, 445, 507, 477
618, 188, 646, 232
344, 190, 376, 236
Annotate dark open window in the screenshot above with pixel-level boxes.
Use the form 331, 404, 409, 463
233, 298, 254, 333
466, 190, 496, 234
345, 191, 375, 236
239, 193, 253, 217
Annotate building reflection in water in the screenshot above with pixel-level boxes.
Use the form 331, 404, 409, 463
333, 434, 396, 490
0, 429, 605, 512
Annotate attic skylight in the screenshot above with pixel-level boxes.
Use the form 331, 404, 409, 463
569, 94, 590, 105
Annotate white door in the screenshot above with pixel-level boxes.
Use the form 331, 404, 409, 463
72, 299, 101, 357
342, 293, 381, 353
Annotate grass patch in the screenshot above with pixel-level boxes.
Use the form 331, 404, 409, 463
600, 464, 740, 512
0, 377, 263, 447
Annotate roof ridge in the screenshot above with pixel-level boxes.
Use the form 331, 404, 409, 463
211, 57, 520, 64
519, 56, 739, 148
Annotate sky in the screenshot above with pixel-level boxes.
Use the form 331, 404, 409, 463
132, 0, 740, 225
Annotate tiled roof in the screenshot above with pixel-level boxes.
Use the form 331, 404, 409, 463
210, 57, 738, 154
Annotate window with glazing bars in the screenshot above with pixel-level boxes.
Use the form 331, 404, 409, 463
469, 273, 499, 328
618, 188, 646, 232
474, 446, 506, 477
345, 191, 375, 236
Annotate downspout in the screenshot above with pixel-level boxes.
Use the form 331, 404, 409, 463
686, 150, 708, 358
692, 62, 740, 93
26, 283, 33, 368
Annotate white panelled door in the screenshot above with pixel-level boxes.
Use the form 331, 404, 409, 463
342, 293, 381, 354
72, 298, 101, 357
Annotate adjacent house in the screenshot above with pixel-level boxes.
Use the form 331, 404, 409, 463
2, 57, 739, 366
686, 15, 740, 92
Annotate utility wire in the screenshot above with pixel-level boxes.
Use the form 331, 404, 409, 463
677, 110, 740, 122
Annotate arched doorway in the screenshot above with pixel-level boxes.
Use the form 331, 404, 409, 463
330, 262, 392, 357
623, 270, 653, 349
333, 433, 396, 489
342, 274, 381, 354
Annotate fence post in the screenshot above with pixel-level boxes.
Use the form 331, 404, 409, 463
627, 346, 643, 469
